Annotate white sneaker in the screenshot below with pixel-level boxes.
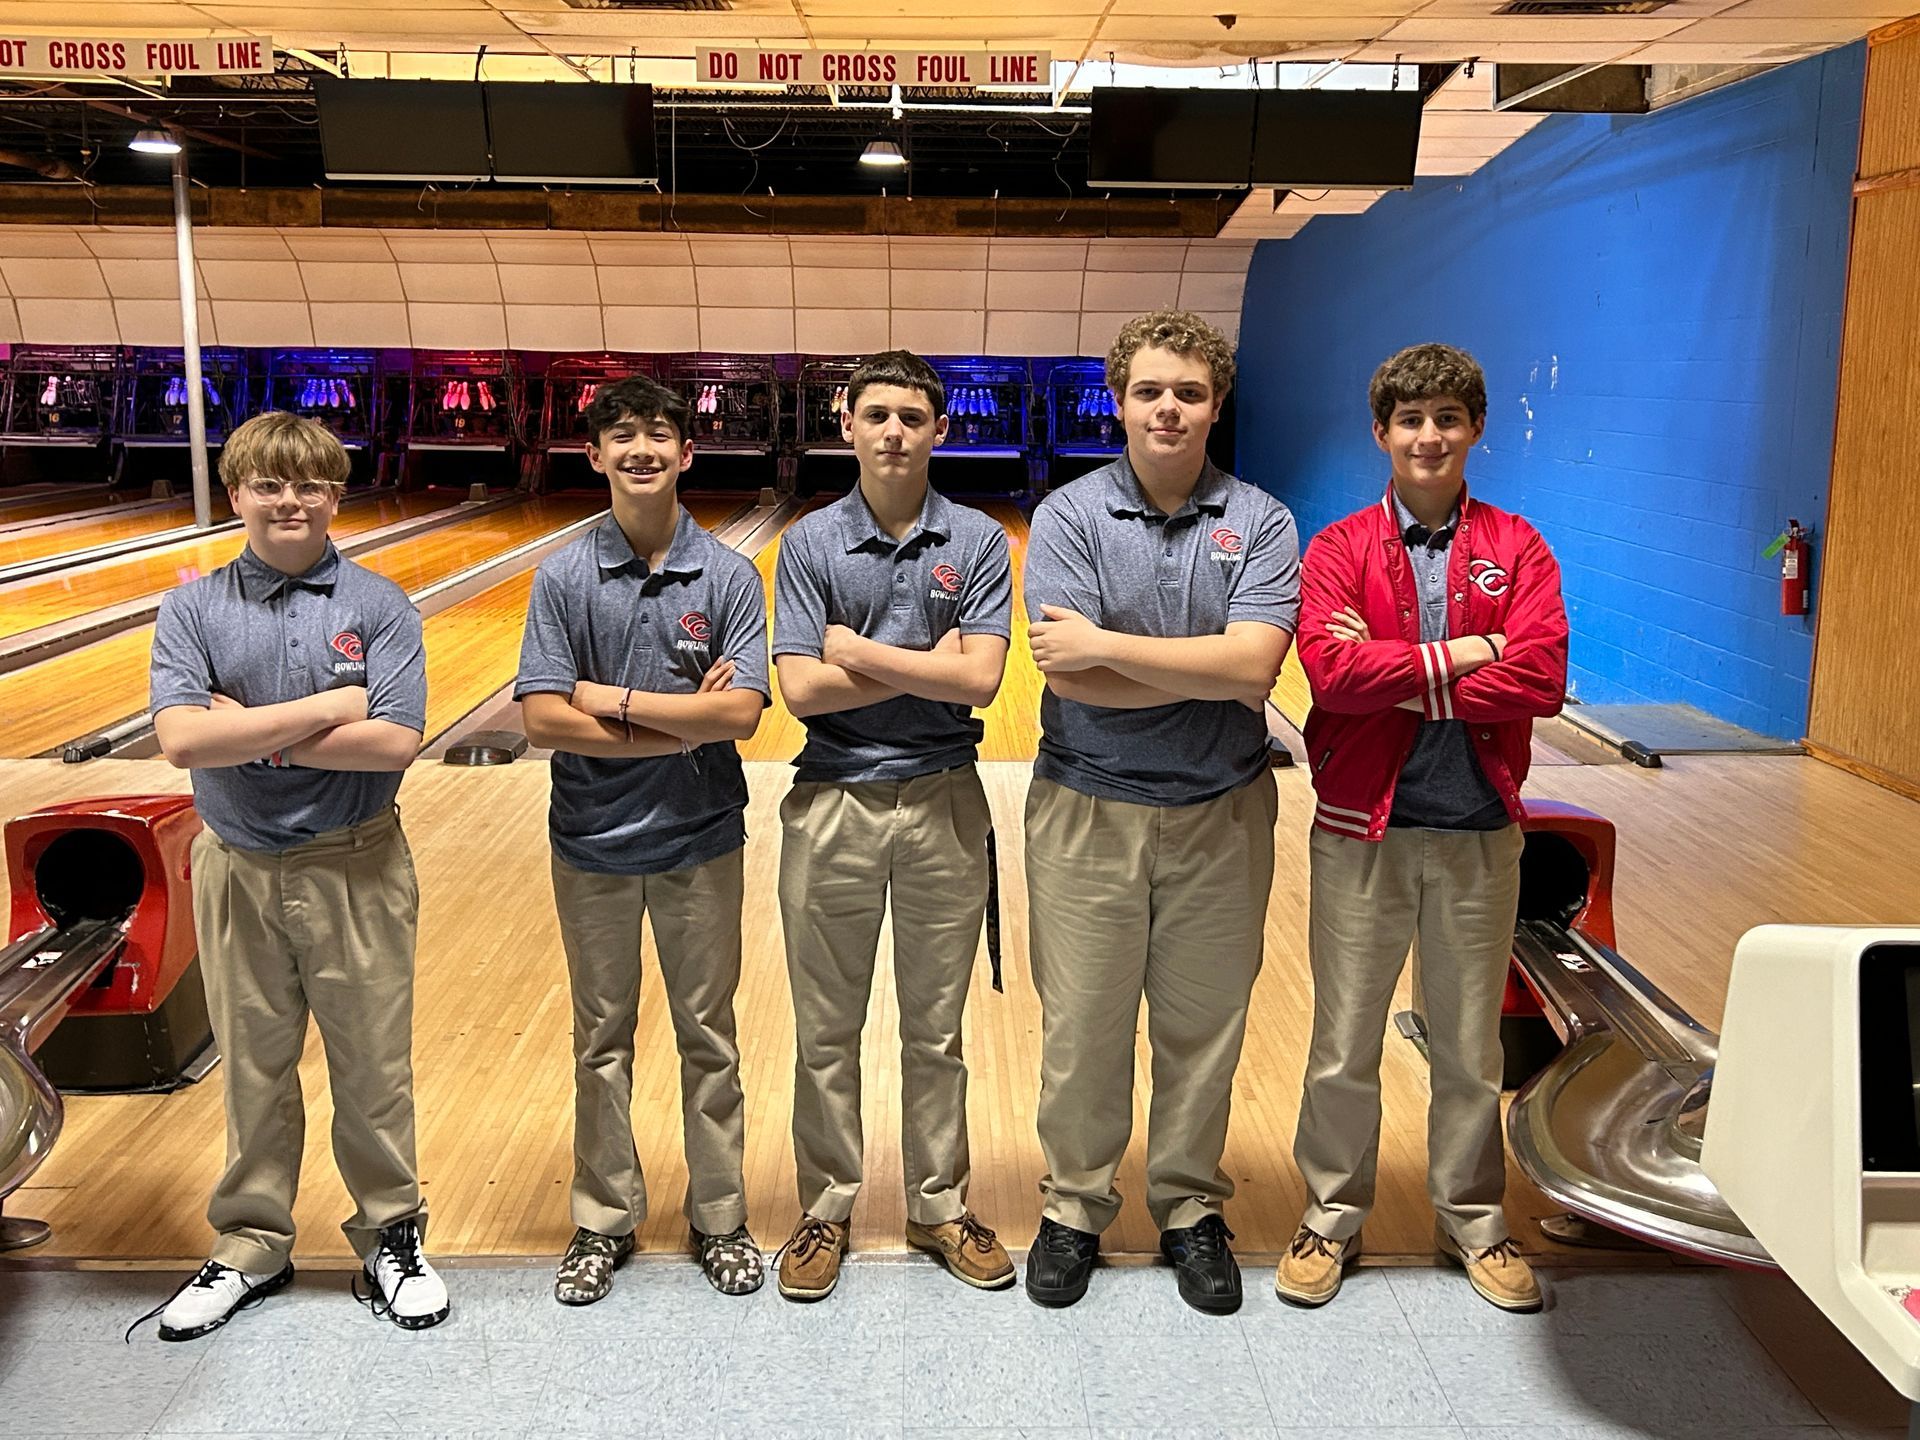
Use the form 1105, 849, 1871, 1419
358, 1218, 449, 1330
149, 1258, 293, 1341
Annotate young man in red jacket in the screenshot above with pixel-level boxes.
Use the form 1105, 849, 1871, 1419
1278, 343, 1568, 1314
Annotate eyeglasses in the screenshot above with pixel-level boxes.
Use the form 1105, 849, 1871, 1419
240, 477, 337, 504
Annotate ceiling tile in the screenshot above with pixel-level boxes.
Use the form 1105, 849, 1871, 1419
795, 307, 891, 354
310, 301, 413, 347
794, 267, 890, 309
698, 306, 796, 351
892, 269, 987, 309
211, 300, 314, 346
407, 301, 509, 348
604, 305, 700, 352
0, 257, 107, 299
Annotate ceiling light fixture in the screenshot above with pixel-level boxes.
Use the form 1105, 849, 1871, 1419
859, 139, 907, 167
129, 128, 181, 155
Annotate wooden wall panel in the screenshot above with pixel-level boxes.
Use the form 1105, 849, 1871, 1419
1807, 27, 1920, 794
1861, 24, 1920, 177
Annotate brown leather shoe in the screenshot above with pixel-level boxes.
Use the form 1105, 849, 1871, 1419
1274, 1224, 1360, 1307
776, 1214, 849, 1301
1436, 1227, 1542, 1313
905, 1212, 1016, 1290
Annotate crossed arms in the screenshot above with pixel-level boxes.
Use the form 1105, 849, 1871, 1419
155, 688, 420, 772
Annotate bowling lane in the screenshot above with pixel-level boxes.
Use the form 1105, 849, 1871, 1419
0, 493, 236, 568
0, 492, 606, 758
0, 487, 128, 527
418, 492, 747, 742
735, 496, 1038, 765
0, 489, 464, 643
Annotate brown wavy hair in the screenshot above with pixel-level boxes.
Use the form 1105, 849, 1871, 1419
1105, 310, 1236, 399
1368, 344, 1488, 428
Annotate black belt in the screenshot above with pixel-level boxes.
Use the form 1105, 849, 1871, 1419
984, 825, 1004, 993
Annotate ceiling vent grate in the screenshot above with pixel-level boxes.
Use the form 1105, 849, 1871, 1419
1496, 1, 1670, 13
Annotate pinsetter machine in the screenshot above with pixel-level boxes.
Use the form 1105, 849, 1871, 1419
0, 796, 213, 1249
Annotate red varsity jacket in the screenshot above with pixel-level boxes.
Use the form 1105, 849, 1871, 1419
1297, 486, 1570, 841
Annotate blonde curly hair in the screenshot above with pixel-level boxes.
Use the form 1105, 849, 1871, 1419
1105, 310, 1236, 400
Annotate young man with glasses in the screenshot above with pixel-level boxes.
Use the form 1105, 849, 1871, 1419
146, 410, 446, 1339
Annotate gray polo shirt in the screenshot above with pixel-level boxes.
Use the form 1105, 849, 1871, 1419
1387, 491, 1507, 830
515, 509, 769, 876
1025, 455, 1301, 807
772, 486, 1013, 784
149, 543, 427, 853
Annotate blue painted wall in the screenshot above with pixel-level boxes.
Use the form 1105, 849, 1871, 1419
1236, 45, 1865, 741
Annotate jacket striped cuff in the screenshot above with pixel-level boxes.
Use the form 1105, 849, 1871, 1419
1416, 641, 1455, 721
1313, 802, 1373, 838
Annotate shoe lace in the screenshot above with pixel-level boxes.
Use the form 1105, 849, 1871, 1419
1288, 1227, 1340, 1261
1039, 1220, 1090, 1257
699, 1225, 757, 1262
123, 1260, 229, 1344
353, 1219, 427, 1321
776, 1216, 838, 1266
1474, 1238, 1525, 1266
567, 1229, 626, 1262
955, 1213, 1000, 1255
1182, 1216, 1235, 1261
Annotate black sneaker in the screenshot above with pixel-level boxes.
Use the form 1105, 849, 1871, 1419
1160, 1214, 1241, 1315
1025, 1218, 1099, 1308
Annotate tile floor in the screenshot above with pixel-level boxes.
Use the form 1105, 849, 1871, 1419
0, 1256, 1910, 1438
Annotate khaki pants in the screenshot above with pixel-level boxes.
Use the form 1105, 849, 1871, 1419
552, 847, 748, 1238
191, 809, 424, 1272
1295, 823, 1525, 1250
778, 765, 992, 1226
1025, 773, 1278, 1234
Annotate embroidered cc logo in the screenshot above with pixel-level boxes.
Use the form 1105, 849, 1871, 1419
1469, 559, 1510, 598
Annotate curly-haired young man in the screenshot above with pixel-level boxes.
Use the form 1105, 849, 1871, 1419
1278, 343, 1568, 1315
1021, 311, 1300, 1314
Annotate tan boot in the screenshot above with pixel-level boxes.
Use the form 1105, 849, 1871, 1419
776, 1214, 850, 1301
1436, 1227, 1542, 1313
1274, 1224, 1360, 1307
905, 1211, 1016, 1290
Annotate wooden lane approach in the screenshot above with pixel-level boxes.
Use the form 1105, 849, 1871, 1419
10, 746, 1915, 1263
0, 493, 610, 761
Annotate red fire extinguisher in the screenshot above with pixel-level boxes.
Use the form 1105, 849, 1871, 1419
1778, 518, 1810, 616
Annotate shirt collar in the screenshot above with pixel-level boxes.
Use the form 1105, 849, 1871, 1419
838, 483, 953, 554
594, 508, 707, 579
237, 542, 341, 601
1388, 486, 1464, 551
1103, 451, 1230, 521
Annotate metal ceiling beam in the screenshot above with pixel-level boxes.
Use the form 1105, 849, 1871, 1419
22, 85, 275, 159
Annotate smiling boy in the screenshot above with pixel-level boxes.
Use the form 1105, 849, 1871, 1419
1279, 343, 1568, 1314
146, 410, 444, 1340
769, 350, 1015, 1301
1020, 311, 1299, 1314
514, 375, 770, 1304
